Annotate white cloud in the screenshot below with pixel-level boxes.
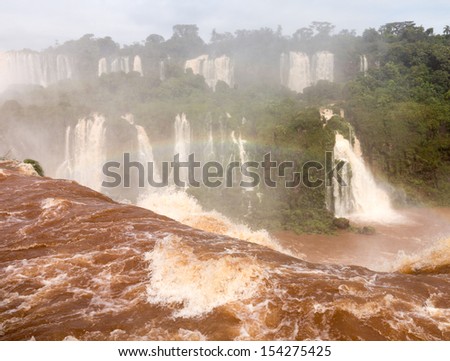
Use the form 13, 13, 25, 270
0, 0, 448, 51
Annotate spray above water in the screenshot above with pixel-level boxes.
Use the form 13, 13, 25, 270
136, 115, 298, 258
55, 111, 298, 258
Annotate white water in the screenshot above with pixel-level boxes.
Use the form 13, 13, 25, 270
54, 112, 301, 259
280, 51, 334, 93
312, 51, 334, 83
231, 131, 248, 164
135, 114, 297, 257
173, 113, 191, 185
280, 52, 311, 93
332, 133, 402, 223
120, 113, 156, 169
98, 58, 108, 77
359, 55, 368, 75
204, 121, 215, 160
133, 56, 143, 76
159, 60, 165, 81
98, 55, 143, 76
56, 114, 107, 192
145, 235, 264, 318
184, 54, 234, 90
111, 57, 130, 73
231, 130, 255, 197
0, 51, 72, 90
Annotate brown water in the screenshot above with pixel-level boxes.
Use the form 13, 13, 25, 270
274, 208, 450, 272
1, 160, 449, 340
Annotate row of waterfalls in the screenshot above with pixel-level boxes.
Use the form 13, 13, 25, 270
0, 51, 72, 90
0, 50, 369, 92
55, 111, 396, 223
98, 55, 143, 76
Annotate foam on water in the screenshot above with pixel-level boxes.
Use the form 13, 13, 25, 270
137, 188, 301, 258
145, 235, 264, 317
395, 237, 450, 274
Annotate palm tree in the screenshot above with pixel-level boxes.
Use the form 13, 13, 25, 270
444, 25, 450, 36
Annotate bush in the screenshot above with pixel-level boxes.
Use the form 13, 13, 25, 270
23, 159, 44, 176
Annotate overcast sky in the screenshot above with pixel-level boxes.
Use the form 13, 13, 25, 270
0, 0, 449, 51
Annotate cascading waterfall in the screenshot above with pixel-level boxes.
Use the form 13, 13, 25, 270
204, 116, 215, 160
230, 130, 248, 165
359, 55, 368, 75
0, 51, 72, 90
280, 51, 334, 93
173, 113, 191, 185
230, 130, 255, 206
159, 60, 166, 81
111, 57, 130, 73
120, 113, 157, 176
280, 52, 311, 93
98, 55, 143, 76
184, 54, 234, 90
97, 58, 108, 77
55, 111, 297, 258
331, 133, 402, 223
312, 51, 334, 83
56, 114, 107, 192
133, 56, 143, 76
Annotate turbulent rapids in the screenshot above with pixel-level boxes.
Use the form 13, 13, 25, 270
1, 160, 449, 341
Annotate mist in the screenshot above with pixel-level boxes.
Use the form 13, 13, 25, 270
1, 4, 450, 343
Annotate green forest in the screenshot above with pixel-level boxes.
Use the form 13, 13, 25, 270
1, 21, 449, 234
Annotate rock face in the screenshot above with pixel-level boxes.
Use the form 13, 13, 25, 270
0, 51, 72, 90
280, 51, 334, 93
97, 55, 143, 76
184, 54, 234, 90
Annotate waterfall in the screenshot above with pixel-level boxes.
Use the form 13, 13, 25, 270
56, 114, 107, 192
98, 58, 109, 76
98, 56, 143, 76
312, 51, 334, 83
212, 55, 234, 89
230, 131, 248, 165
55, 111, 295, 258
111, 57, 129, 73
331, 133, 402, 223
231, 130, 255, 197
280, 52, 311, 93
159, 60, 165, 81
280, 51, 334, 93
173, 113, 191, 185
359, 55, 368, 75
0, 51, 72, 90
133, 55, 143, 76
204, 120, 215, 160
57, 54, 72, 80
184, 54, 234, 90
98, 58, 108, 76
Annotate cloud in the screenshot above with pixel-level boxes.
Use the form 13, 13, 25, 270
0, 0, 448, 51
